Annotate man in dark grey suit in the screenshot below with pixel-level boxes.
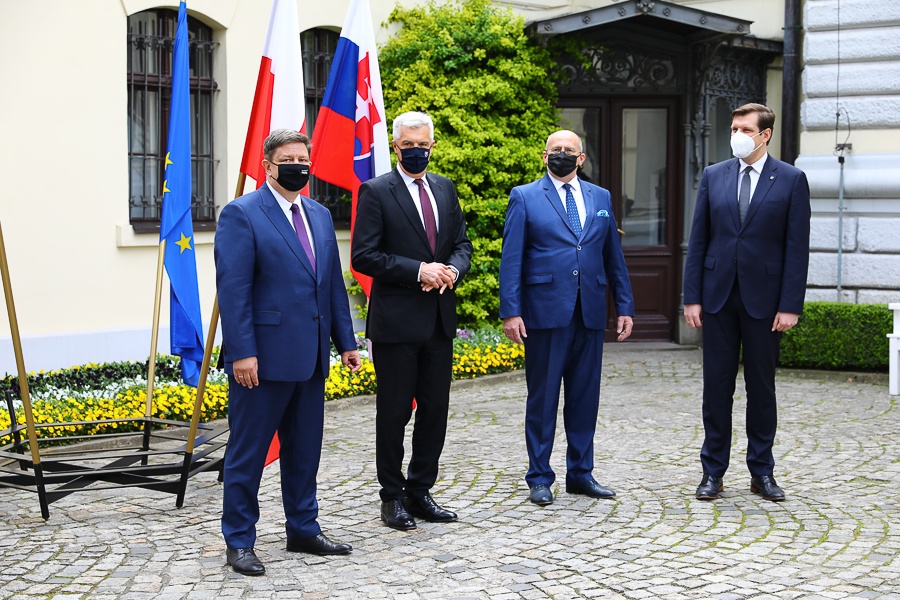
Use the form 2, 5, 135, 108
352, 111, 472, 531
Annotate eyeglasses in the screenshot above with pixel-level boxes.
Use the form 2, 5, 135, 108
395, 141, 432, 149
548, 146, 581, 155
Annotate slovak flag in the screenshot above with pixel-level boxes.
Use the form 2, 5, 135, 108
310, 0, 391, 297
239, 0, 306, 190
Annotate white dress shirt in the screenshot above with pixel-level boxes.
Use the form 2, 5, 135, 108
267, 181, 315, 258
549, 172, 586, 228
395, 167, 459, 283
737, 153, 769, 207
397, 166, 440, 232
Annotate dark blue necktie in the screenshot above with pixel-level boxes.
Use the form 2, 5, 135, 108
563, 183, 582, 236
739, 166, 752, 226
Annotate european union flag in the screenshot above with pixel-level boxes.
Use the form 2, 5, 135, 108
160, 1, 204, 387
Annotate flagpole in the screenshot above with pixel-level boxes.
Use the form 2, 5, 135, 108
0, 221, 48, 517
177, 172, 247, 504
142, 240, 167, 456
185, 171, 246, 454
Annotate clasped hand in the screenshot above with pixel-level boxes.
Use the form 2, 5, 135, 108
420, 262, 455, 293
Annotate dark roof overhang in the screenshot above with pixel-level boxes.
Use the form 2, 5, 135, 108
526, 0, 753, 38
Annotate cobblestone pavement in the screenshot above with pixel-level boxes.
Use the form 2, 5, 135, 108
2, 345, 899, 599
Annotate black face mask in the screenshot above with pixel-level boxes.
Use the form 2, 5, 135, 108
547, 152, 579, 177
274, 163, 310, 192
397, 146, 430, 174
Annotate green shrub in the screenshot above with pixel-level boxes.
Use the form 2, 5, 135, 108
779, 302, 891, 371
379, 0, 561, 325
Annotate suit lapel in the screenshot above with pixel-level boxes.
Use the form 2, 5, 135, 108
579, 181, 595, 242
257, 186, 316, 279
723, 159, 741, 230
427, 173, 449, 256
390, 170, 433, 254
300, 197, 323, 282
743, 158, 778, 228
542, 174, 577, 237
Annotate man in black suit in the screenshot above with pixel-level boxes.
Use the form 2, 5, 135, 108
352, 111, 473, 530
684, 103, 810, 502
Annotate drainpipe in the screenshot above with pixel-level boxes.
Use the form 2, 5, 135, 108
781, 0, 801, 164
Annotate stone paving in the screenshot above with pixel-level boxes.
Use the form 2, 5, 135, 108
1, 344, 898, 599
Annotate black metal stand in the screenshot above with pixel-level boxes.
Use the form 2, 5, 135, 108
0, 398, 226, 519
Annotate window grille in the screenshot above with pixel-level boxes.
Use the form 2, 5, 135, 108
127, 9, 218, 232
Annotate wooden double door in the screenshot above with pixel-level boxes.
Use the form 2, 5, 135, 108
560, 98, 681, 341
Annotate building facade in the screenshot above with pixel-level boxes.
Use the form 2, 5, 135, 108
0, 0, 897, 373
796, 0, 900, 305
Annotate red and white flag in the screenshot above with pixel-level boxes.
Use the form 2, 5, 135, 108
239, 0, 307, 190
238, 0, 307, 465
310, 0, 391, 297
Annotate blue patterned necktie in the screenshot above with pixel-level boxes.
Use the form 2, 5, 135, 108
563, 183, 582, 236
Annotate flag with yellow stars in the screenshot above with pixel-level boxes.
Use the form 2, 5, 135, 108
160, 1, 204, 387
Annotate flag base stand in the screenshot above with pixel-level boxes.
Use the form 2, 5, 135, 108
0, 396, 227, 519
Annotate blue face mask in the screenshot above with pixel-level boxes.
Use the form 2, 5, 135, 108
397, 146, 430, 174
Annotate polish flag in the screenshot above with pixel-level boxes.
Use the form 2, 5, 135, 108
239, 0, 307, 190
238, 0, 306, 466
310, 0, 391, 297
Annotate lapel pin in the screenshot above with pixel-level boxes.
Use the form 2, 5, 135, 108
770, 176, 775, 180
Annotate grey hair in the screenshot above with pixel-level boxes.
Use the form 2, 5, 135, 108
545, 130, 584, 153
264, 129, 311, 161
392, 111, 434, 140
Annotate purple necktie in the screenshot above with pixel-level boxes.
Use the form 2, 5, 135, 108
414, 178, 437, 253
290, 203, 316, 273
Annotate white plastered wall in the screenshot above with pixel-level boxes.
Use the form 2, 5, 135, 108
0, 0, 406, 373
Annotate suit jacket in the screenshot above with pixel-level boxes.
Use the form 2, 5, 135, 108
214, 185, 356, 382
351, 169, 473, 343
683, 156, 811, 319
499, 173, 634, 330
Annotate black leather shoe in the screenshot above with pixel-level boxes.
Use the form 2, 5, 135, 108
696, 474, 724, 500
286, 533, 351, 555
566, 477, 616, 499
529, 484, 553, 506
381, 499, 417, 530
405, 494, 457, 522
750, 475, 785, 501
226, 547, 265, 576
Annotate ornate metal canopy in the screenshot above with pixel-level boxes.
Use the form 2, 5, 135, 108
526, 0, 783, 182
526, 0, 752, 37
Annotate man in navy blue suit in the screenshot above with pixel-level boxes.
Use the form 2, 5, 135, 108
215, 129, 361, 575
499, 129, 634, 506
684, 103, 810, 502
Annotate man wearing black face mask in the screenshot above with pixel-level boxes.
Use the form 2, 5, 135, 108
500, 129, 634, 506
352, 111, 472, 531
215, 129, 361, 576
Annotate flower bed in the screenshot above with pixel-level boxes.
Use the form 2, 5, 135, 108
1, 328, 523, 444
